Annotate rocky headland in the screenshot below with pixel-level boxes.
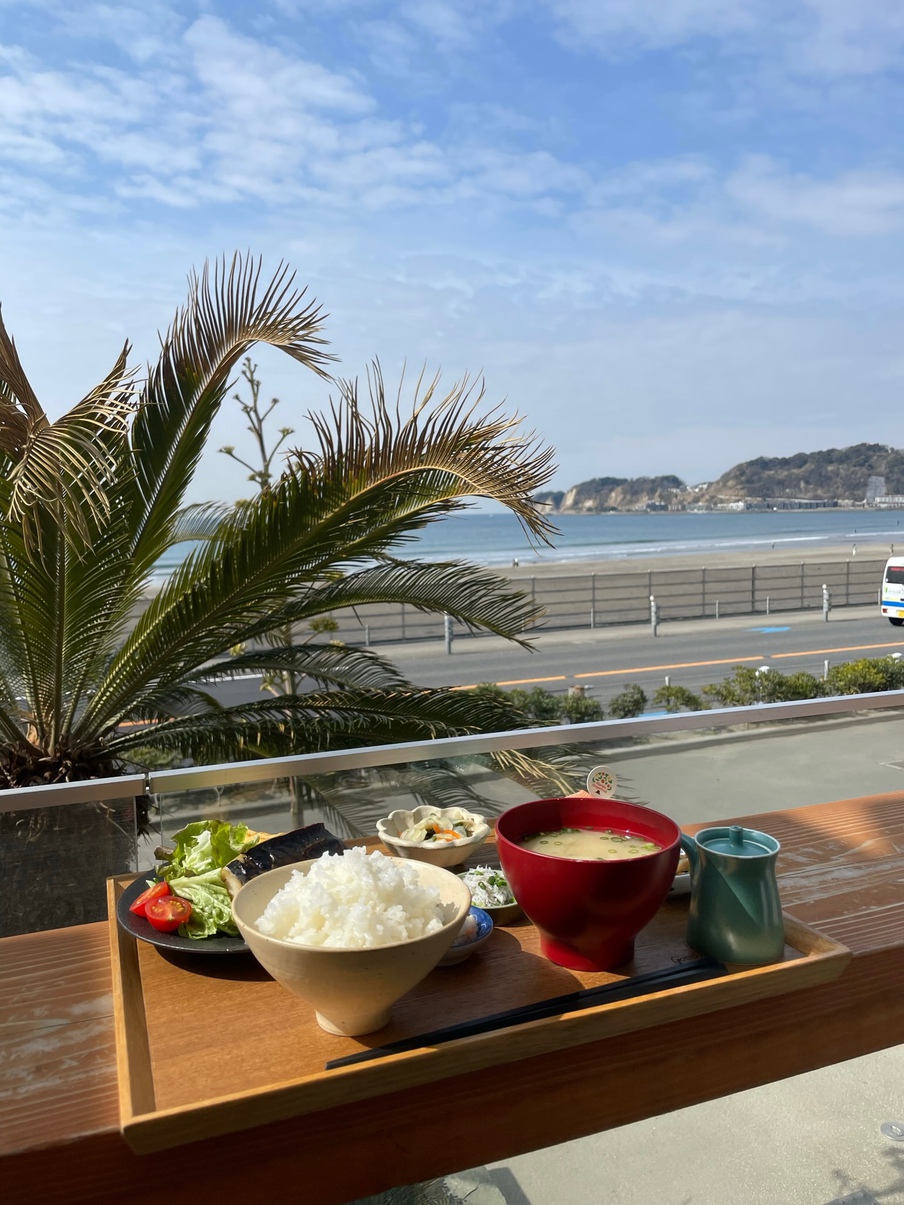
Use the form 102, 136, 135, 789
536, 443, 904, 513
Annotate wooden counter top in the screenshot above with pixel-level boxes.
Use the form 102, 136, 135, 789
4, 792, 904, 1205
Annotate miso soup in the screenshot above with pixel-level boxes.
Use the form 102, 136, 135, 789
519, 826, 662, 860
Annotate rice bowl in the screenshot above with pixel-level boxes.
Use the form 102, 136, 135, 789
232, 851, 472, 1035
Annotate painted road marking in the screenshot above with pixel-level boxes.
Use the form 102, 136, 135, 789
575, 655, 766, 679
748, 626, 791, 633
450, 675, 567, 690
495, 675, 568, 686
771, 641, 904, 659
447, 638, 904, 691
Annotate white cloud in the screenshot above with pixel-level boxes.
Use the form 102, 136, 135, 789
399, 0, 476, 48
0, 9, 596, 219
184, 16, 372, 117
544, 0, 760, 55
51, 1, 186, 64
544, 0, 904, 82
728, 157, 904, 236
794, 0, 904, 77
592, 158, 716, 199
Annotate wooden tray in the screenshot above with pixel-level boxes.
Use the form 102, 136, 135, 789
107, 875, 850, 1155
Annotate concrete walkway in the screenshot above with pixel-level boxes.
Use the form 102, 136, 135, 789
352, 1043, 904, 1204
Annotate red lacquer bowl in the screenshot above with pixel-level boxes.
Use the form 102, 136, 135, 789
495, 797, 681, 972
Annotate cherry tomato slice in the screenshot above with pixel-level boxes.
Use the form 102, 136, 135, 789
129, 880, 171, 916
144, 896, 193, 933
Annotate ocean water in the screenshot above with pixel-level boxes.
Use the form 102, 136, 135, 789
152, 508, 904, 580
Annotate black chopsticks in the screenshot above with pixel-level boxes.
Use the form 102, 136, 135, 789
324, 956, 725, 1070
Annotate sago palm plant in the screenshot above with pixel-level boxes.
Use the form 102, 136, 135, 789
0, 254, 556, 791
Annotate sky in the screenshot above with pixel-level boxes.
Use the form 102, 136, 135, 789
3, 0, 904, 502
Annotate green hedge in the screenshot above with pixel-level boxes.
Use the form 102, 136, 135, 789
471, 656, 904, 721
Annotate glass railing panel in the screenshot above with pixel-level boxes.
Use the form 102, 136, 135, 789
546, 705, 904, 827
144, 703, 904, 853
6, 691, 904, 936
0, 793, 140, 937
145, 756, 548, 860
148, 777, 299, 860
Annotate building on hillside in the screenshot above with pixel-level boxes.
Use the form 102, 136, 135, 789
765, 498, 838, 509
866, 476, 887, 504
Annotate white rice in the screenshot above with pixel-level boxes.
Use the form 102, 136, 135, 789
254, 847, 449, 948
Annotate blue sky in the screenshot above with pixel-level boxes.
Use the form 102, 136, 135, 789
4, 0, 904, 501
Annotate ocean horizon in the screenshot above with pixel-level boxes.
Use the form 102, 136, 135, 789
151, 508, 904, 581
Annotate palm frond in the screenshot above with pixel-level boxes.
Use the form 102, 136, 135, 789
294, 362, 557, 544
0, 702, 34, 752
79, 543, 540, 737
168, 502, 236, 545
0, 303, 43, 429
195, 643, 409, 691
0, 518, 60, 738
105, 685, 537, 764
126, 254, 335, 575
487, 748, 586, 797
0, 311, 136, 554
261, 559, 543, 643
80, 377, 554, 731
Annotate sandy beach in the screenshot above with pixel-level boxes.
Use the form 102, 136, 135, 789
498, 539, 895, 580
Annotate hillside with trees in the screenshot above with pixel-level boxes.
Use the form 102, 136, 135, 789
698, 443, 904, 504
536, 443, 904, 512
537, 475, 687, 512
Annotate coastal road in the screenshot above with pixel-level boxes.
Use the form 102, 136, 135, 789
206, 603, 904, 709
386, 604, 904, 705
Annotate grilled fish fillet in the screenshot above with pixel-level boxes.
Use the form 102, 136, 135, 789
221, 823, 347, 897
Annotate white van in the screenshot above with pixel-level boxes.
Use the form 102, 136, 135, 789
880, 557, 904, 625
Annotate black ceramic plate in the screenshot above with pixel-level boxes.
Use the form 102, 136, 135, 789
117, 873, 249, 954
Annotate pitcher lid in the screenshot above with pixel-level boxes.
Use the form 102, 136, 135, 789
698, 824, 779, 857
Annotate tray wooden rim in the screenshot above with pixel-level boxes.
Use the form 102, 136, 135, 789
107, 874, 851, 1155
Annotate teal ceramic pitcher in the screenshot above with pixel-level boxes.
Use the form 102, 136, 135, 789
681, 825, 784, 966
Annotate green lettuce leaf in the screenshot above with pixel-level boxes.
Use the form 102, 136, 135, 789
164, 819, 259, 880
167, 870, 239, 939
160, 820, 260, 938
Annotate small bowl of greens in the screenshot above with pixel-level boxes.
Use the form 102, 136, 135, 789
458, 865, 522, 925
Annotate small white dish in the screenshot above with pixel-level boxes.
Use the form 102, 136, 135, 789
377, 805, 490, 868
